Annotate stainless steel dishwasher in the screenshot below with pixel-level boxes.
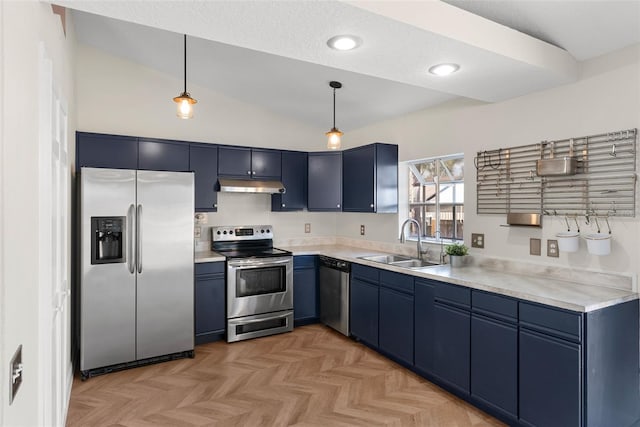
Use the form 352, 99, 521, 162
318, 256, 350, 336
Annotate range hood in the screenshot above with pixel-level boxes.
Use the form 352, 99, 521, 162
218, 178, 286, 194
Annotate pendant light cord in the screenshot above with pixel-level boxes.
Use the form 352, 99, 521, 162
332, 87, 336, 128
183, 34, 187, 94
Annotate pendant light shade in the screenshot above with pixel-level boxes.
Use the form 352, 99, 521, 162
173, 34, 197, 119
326, 81, 343, 150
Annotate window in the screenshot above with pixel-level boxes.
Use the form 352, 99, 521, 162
407, 154, 464, 241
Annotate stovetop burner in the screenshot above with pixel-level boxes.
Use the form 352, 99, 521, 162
211, 225, 291, 259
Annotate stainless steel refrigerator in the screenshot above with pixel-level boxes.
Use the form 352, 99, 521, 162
80, 167, 194, 377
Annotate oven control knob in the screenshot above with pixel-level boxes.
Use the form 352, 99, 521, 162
230, 230, 234, 234
216, 231, 221, 235
267, 229, 271, 233
261, 229, 265, 233
223, 230, 227, 235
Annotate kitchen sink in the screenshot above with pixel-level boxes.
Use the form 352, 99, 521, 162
358, 254, 440, 269
359, 254, 412, 264
389, 259, 440, 268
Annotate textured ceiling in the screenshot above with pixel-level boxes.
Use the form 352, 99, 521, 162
58, 0, 640, 131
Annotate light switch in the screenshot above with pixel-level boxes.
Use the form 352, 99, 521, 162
530, 238, 541, 256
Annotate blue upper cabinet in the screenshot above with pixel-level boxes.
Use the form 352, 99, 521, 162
77, 132, 138, 170
138, 138, 190, 172
218, 146, 281, 180
308, 151, 342, 211
189, 143, 218, 212
342, 143, 398, 213
272, 151, 307, 211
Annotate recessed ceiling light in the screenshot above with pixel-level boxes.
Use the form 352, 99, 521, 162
429, 63, 460, 76
327, 35, 362, 51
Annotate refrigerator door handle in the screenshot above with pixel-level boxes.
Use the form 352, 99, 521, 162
136, 204, 143, 273
127, 204, 135, 274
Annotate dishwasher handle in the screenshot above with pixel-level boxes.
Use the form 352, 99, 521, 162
319, 256, 350, 273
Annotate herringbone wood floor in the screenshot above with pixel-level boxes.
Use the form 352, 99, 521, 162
67, 324, 505, 426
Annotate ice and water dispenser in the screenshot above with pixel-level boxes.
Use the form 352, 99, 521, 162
91, 217, 125, 264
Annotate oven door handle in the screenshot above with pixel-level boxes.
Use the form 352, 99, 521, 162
227, 257, 292, 268
230, 312, 291, 325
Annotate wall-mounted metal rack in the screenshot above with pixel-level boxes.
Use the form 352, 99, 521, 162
476, 128, 637, 220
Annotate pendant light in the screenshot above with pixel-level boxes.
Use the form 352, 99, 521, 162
326, 81, 343, 150
173, 34, 197, 119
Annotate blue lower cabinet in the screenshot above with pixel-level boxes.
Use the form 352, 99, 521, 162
433, 302, 470, 393
470, 314, 517, 418
414, 279, 435, 373
350, 278, 379, 347
195, 262, 225, 344
293, 256, 318, 325
379, 287, 414, 365
519, 328, 582, 427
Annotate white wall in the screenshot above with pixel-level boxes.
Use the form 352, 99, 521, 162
76, 44, 327, 151
1, 2, 76, 426
338, 44, 640, 282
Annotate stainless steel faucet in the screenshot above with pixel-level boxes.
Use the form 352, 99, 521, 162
399, 218, 428, 260
436, 230, 447, 264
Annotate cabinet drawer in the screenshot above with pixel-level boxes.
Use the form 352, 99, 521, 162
380, 270, 414, 294
435, 282, 471, 308
294, 255, 316, 269
195, 262, 225, 276
472, 290, 517, 322
352, 264, 379, 283
520, 302, 582, 342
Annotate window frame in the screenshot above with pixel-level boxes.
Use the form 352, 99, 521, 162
407, 153, 464, 242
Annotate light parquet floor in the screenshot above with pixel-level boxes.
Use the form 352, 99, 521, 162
67, 324, 506, 427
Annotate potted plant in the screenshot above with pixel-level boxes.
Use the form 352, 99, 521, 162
445, 242, 468, 268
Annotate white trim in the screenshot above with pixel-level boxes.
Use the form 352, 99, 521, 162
37, 41, 53, 427
0, 1, 5, 423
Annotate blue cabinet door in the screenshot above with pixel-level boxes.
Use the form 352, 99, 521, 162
190, 144, 218, 211
471, 314, 517, 418
218, 146, 252, 178
308, 152, 342, 211
519, 328, 582, 427
342, 143, 398, 213
350, 278, 378, 347
343, 144, 375, 212
293, 256, 318, 324
77, 132, 138, 170
414, 279, 435, 373
251, 149, 281, 179
138, 138, 190, 172
195, 273, 226, 344
379, 287, 414, 365
272, 151, 307, 211
433, 302, 470, 393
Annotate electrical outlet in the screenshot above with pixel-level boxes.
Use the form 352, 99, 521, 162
9, 345, 22, 405
471, 233, 484, 248
194, 226, 201, 239
304, 223, 311, 233
530, 238, 541, 256
360, 225, 365, 235
547, 239, 559, 257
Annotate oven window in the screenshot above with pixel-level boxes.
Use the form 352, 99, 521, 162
236, 265, 286, 297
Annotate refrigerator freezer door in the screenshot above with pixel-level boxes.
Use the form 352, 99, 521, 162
80, 168, 137, 371
136, 170, 195, 359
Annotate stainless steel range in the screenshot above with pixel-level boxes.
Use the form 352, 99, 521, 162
212, 225, 293, 342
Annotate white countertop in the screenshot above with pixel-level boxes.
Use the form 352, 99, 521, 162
194, 250, 225, 263
279, 244, 639, 313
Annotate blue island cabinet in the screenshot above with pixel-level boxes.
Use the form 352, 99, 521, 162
350, 264, 379, 347
293, 256, 318, 326
308, 152, 342, 211
414, 279, 435, 374
194, 262, 226, 344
